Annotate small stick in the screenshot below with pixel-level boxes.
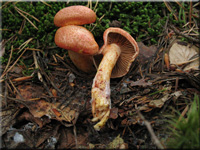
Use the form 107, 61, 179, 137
33, 51, 43, 82
73, 125, 78, 148
36, 51, 64, 96
170, 25, 199, 43
0, 94, 30, 108
189, 1, 193, 28
135, 105, 164, 149
175, 77, 179, 91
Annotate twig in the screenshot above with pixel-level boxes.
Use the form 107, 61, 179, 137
4, 74, 8, 107
189, 1, 193, 28
135, 105, 165, 149
56, 56, 93, 78
169, 25, 199, 43
36, 51, 64, 96
33, 50, 43, 82
0, 94, 30, 108
73, 125, 78, 148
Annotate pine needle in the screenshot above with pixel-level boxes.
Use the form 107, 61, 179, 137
93, 0, 98, 11
14, 6, 40, 22
14, 6, 38, 30
3, 45, 14, 74
18, 38, 33, 54
163, 1, 179, 21
189, 1, 193, 28
40, 0, 52, 7
0, 49, 27, 80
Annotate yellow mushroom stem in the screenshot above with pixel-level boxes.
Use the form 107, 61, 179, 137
91, 43, 121, 130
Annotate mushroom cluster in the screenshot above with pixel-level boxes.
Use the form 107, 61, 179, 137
54, 5, 99, 73
54, 5, 139, 131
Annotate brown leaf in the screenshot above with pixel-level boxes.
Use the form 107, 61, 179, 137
17, 111, 44, 128
57, 127, 89, 149
137, 42, 157, 63
0, 106, 19, 136
109, 107, 118, 119
35, 124, 60, 148
16, 84, 44, 100
148, 94, 170, 108
16, 84, 78, 126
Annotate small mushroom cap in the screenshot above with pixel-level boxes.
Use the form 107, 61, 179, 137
54, 5, 96, 27
54, 25, 99, 55
100, 27, 139, 78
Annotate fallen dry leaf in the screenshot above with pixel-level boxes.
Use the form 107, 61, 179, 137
109, 107, 118, 119
57, 127, 89, 149
16, 84, 78, 126
148, 94, 170, 108
137, 42, 157, 63
169, 41, 199, 71
0, 105, 19, 136
17, 111, 45, 128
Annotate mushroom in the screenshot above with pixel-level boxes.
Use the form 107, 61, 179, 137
91, 27, 139, 130
54, 25, 99, 72
54, 5, 96, 27
54, 5, 98, 73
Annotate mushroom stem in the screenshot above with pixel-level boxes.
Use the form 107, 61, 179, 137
91, 43, 121, 130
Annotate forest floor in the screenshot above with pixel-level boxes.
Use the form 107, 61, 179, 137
1, 1, 199, 149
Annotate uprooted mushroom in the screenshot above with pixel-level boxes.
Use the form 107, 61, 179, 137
91, 28, 139, 130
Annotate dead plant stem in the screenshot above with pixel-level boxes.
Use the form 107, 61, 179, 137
135, 105, 165, 149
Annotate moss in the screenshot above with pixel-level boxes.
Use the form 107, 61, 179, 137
1, 1, 188, 65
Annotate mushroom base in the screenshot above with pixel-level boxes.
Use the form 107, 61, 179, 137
68, 50, 96, 73
91, 44, 121, 130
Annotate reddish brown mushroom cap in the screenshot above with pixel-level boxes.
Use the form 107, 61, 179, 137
54, 5, 96, 27
54, 25, 99, 55
100, 27, 139, 78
